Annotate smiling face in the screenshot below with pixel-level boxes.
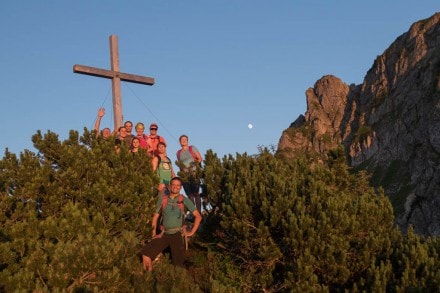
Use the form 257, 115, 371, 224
124, 122, 133, 133
149, 126, 158, 137
135, 124, 145, 136
169, 178, 182, 195
179, 135, 188, 147
102, 128, 111, 139
119, 127, 128, 138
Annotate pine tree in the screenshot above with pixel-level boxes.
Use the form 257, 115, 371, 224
0, 129, 156, 291
1, 132, 438, 291
200, 147, 440, 291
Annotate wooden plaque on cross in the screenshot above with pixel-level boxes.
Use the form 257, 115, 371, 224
73, 35, 155, 130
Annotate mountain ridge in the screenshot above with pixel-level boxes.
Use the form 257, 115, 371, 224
277, 12, 440, 236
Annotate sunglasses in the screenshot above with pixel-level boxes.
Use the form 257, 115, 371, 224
150, 128, 158, 130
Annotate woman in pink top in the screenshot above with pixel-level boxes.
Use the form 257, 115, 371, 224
134, 122, 148, 150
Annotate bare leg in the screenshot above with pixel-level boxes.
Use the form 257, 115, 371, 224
142, 255, 153, 272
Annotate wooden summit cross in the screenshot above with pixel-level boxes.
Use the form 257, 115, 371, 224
73, 34, 155, 130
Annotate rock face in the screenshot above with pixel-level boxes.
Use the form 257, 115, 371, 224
277, 12, 440, 236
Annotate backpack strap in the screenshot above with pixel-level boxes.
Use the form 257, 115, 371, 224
157, 155, 173, 166
188, 146, 197, 161
177, 194, 185, 215
177, 146, 198, 162
161, 194, 185, 221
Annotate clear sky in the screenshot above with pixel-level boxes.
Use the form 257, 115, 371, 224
1, 1, 438, 160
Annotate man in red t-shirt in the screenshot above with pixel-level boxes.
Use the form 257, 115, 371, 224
146, 123, 167, 156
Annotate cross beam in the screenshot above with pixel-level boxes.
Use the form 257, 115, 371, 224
73, 35, 155, 130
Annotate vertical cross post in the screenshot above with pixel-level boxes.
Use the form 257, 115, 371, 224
109, 35, 123, 129
73, 35, 155, 130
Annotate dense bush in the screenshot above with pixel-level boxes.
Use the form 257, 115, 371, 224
200, 147, 439, 291
0, 131, 438, 291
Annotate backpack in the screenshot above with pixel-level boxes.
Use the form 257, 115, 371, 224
158, 194, 186, 234
176, 146, 197, 162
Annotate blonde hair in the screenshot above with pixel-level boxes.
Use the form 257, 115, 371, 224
135, 122, 145, 130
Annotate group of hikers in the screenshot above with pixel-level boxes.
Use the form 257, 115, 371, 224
93, 107, 204, 271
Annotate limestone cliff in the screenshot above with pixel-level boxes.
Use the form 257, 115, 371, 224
277, 12, 440, 236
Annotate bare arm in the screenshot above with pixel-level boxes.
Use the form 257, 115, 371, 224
151, 155, 159, 172
168, 153, 176, 177
184, 210, 202, 237
195, 150, 203, 164
151, 213, 160, 238
94, 108, 105, 138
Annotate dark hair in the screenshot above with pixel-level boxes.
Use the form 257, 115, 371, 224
124, 121, 133, 127
179, 134, 188, 142
157, 141, 166, 147
170, 177, 183, 185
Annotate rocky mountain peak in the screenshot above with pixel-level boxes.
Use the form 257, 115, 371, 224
278, 12, 440, 236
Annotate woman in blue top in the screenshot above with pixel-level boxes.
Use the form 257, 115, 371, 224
176, 135, 203, 212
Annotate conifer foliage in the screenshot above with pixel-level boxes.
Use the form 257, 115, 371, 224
200, 148, 439, 291
0, 131, 439, 291
0, 129, 156, 291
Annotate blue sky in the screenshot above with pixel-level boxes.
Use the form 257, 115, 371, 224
1, 1, 438, 160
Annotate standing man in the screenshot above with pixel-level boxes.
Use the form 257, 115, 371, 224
124, 120, 135, 138
141, 177, 202, 271
176, 135, 203, 212
146, 123, 167, 156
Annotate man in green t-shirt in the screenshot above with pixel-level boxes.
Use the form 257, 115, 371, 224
141, 177, 202, 271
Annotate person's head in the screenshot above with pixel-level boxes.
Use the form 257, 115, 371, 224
149, 123, 158, 135
169, 177, 183, 193
157, 141, 166, 154
101, 127, 111, 139
179, 134, 188, 146
135, 122, 145, 136
118, 126, 128, 138
124, 121, 133, 134
131, 137, 140, 149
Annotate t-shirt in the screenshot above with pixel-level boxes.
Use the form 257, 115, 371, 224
156, 156, 173, 185
155, 195, 196, 234
147, 135, 167, 156
177, 146, 200, 170
136, 135, 148, 149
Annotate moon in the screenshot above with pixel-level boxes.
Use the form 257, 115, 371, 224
248, 123, 253, 129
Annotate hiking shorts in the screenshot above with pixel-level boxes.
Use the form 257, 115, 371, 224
141, 232, 185, 266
